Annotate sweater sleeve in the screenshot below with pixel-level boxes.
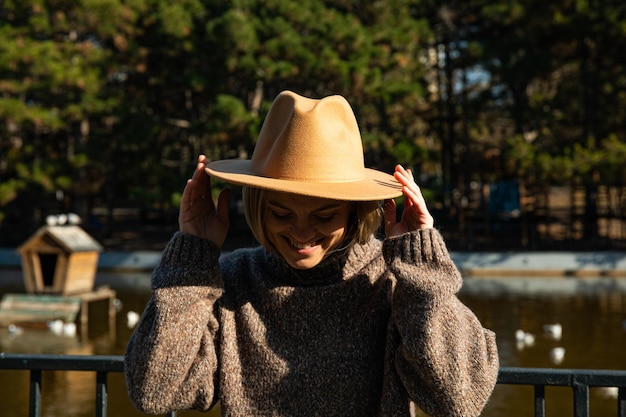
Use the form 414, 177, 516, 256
124, 232, 223, 414
383, 229, 499, 417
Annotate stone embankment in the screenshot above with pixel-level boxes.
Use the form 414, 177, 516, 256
1, 248, 626, 294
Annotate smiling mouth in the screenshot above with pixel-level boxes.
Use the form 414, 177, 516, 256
289, 239, 321, 249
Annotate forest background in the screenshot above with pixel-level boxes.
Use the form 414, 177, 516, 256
1, 0, 626, 252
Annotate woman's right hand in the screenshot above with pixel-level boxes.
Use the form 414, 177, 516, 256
178, 155, 231, 248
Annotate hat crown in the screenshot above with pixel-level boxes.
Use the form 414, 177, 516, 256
250, 91, 365, 183
205, 90, 402, 201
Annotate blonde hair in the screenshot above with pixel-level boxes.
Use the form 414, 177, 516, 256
242, 187, 383, 250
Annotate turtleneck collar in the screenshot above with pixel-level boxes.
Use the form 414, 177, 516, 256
263, 237, 382, 287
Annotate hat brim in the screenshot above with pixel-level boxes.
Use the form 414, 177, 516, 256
205, 160, 403, 201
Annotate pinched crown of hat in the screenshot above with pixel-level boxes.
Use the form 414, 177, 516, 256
205, 90, 402, 201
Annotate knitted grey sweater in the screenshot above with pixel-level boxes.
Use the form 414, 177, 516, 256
125, 228, 498, 417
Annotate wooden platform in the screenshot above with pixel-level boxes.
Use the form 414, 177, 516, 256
0, 286, 116, 337
0, 294, 81, 325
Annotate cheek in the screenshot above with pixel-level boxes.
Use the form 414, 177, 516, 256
263, 222, 284, 250
261, 219, 277, 245
265, 218, 285, 234
323, 218, 350, 238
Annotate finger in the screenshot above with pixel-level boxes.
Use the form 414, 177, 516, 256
383, 199, 397, 233
191, 158, 207, 183
216, 188, 231, 225
189, 158, 212, 202
405, 187, 434, 228
402, 184, 423, 206
405, 187, 433, 222
180, 179, 193, 209
393, 165, 415, 187
178, 179, 194, 230
396, 167, 424, 205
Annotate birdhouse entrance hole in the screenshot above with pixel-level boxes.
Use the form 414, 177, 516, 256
38, 253, 58, 289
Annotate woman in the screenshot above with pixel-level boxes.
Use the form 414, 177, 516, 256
125, 91, 499, 417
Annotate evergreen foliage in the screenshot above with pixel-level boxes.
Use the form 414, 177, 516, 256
1, 0, 625, 248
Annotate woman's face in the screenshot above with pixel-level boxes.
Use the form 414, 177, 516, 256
264, 192, 354, 270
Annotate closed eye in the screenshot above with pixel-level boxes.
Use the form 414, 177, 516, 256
269, 209, 292, 220
314, 214, 336, 222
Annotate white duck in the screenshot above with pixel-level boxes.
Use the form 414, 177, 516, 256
543, 323, 562, 340
549, 347, 565, 365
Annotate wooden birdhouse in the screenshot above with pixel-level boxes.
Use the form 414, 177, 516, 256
17, 225, 103, 295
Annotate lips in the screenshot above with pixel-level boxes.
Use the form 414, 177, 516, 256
289, 238, 321, 250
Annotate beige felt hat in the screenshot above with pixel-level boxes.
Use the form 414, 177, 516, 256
205, 90, 403, 201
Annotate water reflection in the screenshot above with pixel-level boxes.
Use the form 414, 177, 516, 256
2, 328, 86, 354
0, 273, 625, 417
43, 370, 95, 417
459, 288, 626, 417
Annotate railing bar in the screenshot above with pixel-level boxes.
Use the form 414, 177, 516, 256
500, 367, 577, 385
3, 358, 626, 417
96, 371, 108, 417
29, 369, 42, 417
498, 367, 626, 386
0, 353, 125, 372
534, 384, 546, 417
573, 382, 590, 417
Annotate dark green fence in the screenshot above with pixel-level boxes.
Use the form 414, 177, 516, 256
1, 353, 625, 417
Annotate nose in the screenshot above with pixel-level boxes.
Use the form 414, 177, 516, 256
290, 218, 316, 242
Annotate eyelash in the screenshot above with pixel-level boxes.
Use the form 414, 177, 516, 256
269, 210, 291, 220
315, 214, 335, 222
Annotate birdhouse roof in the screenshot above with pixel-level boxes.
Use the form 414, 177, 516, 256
18, 226, 103, 253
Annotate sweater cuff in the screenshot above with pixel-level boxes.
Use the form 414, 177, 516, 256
383, 228, 453, 267
152, 231, 221, 288
383, 228, 462, 299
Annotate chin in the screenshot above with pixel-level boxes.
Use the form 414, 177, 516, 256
288, 257, 322, 270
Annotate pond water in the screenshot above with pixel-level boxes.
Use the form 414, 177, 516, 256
0, 273, 625, 417
462, 284, 626, 417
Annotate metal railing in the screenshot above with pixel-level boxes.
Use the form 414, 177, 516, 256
1, 353, 625, 417
0, 353, 176, 417
498, 366, 626, 417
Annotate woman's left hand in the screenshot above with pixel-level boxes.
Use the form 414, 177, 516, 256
383, 165, 434, 237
